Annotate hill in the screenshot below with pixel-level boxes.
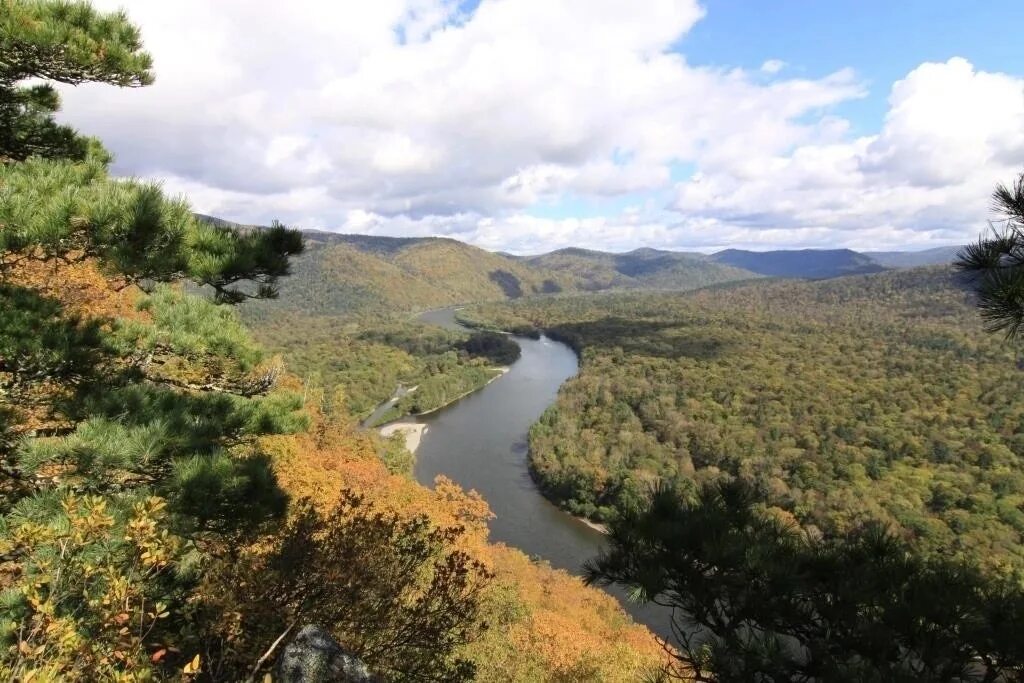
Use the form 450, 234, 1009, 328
247, 234, 571, 319
865, 245, 962, 268
218, 219, 973, 314
461, 266, 1024, 573
243, 232, 763, 321
710, 248, 886, 279
525, 246, 758, 291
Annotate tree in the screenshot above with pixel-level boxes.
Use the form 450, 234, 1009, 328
0, 158, 305, 302
200, 492, 492, 682
0, 1, 308, 677
585, 481, 1024, 682
0, 0, 154, 162
956, 171, 1024, 339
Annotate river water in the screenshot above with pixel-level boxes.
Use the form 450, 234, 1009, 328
412, 307, 674, 640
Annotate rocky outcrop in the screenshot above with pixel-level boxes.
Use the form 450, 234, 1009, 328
275, 626, 377, 682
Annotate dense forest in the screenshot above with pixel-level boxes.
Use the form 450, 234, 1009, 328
243, 309, 518, 423
465, 267, 1024, 573
217, 205, 958, 435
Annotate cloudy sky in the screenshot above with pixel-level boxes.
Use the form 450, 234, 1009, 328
59, 0, 1024, 254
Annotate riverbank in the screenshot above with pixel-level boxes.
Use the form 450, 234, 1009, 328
366, 366, 510, 428
374, 366, 508, 456
362, 385, 418, 428
413, 366, 510, 417
576, 516, 609, 534
379, 421, 427, 454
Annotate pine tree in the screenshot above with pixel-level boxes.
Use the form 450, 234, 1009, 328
1, 0, 153, 162
585, 480, 1024, 682
0, 2, 311, 677
956, 171, 1024, 339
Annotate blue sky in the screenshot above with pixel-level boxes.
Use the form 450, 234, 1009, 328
684, 0, 1024, 134
62, 0, 1024, 253
532, 0, 1024, 229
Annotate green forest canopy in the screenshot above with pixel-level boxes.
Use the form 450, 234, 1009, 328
465, 267, 1024, 573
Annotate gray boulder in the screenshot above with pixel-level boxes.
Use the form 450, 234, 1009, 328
275, 625, 377, 682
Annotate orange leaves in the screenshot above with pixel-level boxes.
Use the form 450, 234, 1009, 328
433, 475, 494, 538
4, 254, 142, 322
259, 405, 667, 681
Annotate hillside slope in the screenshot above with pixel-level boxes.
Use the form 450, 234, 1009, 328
866, 245, 962, 268
245, 232, 760, 322
710, 248, 886, 279
526, 246, 759, 291
247, 235, 570, 320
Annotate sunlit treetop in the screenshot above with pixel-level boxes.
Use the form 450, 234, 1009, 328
0, 0, 153, 85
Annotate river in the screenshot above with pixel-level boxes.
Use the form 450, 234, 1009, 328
411, 307, 674, 640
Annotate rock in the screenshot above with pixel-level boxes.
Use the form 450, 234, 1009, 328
275, 625, 377, 682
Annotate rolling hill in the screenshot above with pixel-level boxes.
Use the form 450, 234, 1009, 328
249, 235, 573, 318
523, 246, 758, 291
242, 232, 762, 319
709, 248, 886, 279
198, 214, 965, 316
865, 245, 962, 268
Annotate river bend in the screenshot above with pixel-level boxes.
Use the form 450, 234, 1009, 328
411, 307, 673, 639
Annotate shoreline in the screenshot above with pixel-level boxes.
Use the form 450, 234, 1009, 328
365, 368, 510, 428
575, 515, 609, 535
413, 366, 510, 417
379, 421, 427, 454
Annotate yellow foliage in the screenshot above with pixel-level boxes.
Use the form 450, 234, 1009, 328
261, 406, 670, 680
5, 254, 143, 322
2, 496, 181, 681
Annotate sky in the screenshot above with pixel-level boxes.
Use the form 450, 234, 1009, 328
58, 0, 1024, 254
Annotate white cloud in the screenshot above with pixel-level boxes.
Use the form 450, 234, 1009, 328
673, 58, 1024, 251
53, 2, 1024, 253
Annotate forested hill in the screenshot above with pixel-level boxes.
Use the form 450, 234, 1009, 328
865, 245, 963, 268
198, 216, 965, 317
462, 265, 1024, 573
710, 247, 886, 278
195, 214, 964, 313
523, 246, 759, 291
239, 231, 764, 319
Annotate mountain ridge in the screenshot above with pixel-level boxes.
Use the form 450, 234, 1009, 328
196, 215, 964, 315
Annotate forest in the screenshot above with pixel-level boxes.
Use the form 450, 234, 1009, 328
5, 1, 1024, 680
240, 309, 519, 424
465, 267, 1024, 573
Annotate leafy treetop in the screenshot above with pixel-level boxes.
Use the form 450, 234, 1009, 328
0, 158, 305, 303
957, 171, 1024, 340
1, 0, 154, 161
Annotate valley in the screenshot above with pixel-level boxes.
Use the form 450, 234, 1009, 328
6, 2, 1023, 679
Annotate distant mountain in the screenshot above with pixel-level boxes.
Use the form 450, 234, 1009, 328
230, 227, 764, 318
710, 248, 886, 279
864, 246, 962, 268
247, 234, 573, 318
206, 214, 970, 316
194, 213, 257, 231
525, 247, 757, 291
